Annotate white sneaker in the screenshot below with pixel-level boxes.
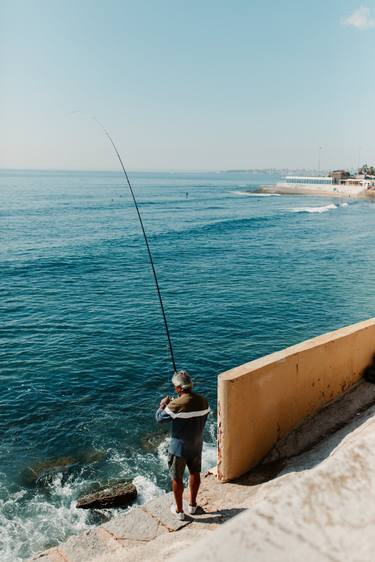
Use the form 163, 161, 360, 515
187, 504, 197, 515
170, 505, 185, 520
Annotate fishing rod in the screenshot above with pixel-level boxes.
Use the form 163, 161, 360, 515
96, 120, 177, 373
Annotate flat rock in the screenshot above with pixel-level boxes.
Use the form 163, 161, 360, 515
29, 549, 65, 562
77, 482, 137, 509
143, 493, 191, 531
103, 507, 161, 541
59, 528, 121, 562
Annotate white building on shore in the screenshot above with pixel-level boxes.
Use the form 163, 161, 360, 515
272, 172, 375, 196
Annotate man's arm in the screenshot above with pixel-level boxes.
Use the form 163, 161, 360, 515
155, 408, 173, 423
155, 396, 173, 424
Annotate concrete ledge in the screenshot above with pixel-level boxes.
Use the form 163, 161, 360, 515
218, 318, 375, 481
172, 411, 375, 562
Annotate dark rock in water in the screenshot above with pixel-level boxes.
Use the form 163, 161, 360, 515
76, 481, 137, 509
21, 449, 106, 488
141, 430, 168, 451
22, 456, 77, 487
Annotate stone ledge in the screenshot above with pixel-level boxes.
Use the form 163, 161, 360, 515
58, 528, 122, 562
143, 493, 190, 531
103, 505, 163, 541
28, 492, 190, 561
30, 549, 66, 562
170, 412, 375, 562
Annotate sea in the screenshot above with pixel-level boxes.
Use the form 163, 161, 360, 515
2, 169, 375, 560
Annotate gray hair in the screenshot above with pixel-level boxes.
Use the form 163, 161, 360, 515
172, 370, 193, 391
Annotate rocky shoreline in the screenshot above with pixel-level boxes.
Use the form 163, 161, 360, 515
29, 379, 375, 562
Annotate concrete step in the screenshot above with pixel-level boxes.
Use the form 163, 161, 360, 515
29, 493, 191, 562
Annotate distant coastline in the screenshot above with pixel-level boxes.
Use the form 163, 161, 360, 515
259, 167, 375, 198
259, 184, 372, 198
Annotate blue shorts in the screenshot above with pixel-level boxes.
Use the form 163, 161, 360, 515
168, 453, 202, 480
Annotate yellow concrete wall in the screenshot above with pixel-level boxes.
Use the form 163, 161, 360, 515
217, 318, 375, 482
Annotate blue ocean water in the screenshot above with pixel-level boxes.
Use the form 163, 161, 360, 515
2, 169, 375, 560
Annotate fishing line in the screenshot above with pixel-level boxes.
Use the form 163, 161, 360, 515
93, 118, 177, 373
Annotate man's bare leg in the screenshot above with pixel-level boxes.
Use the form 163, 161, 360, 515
189, 472, 200, 507
172, 478, 184, 512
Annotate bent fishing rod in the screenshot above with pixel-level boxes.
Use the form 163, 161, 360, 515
96, 120, 177, 373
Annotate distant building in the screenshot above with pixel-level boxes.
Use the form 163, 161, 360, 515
329, 170, 350, 183
273, 169, 375, 196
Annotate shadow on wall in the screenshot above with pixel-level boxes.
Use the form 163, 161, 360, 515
364, 355, 375, 383
218, 318, 375, 482
233, 377, 375, 488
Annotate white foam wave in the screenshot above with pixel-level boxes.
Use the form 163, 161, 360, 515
132, 475, 164, 504
1, 425, 217, 561
230, 190, 280, 197
0, 474, 91, 562
107, 449, 164, 505
157, 437, 170, 469
340, 202, 349, 207
291, 203, 337, 214
201, 441, 217, 472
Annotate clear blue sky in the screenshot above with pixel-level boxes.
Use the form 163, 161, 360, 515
1, 0, 374, 170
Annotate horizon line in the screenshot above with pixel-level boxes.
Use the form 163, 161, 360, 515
0, 166, 334, 174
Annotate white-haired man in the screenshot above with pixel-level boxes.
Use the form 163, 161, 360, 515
156, 370, 210, 520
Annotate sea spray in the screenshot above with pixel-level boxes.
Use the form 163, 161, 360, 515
230, 190, 281, 197
291, 204, 337, 214
0, 474, 91, 562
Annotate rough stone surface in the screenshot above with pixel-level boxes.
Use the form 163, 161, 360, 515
103, 507, 161, 541
143, 493, 191, 531
29, 550, 65, 562
58, 528, 121, 562
171, 412, 375, 562
76, 482, 137, 509
29, 388, 375, 562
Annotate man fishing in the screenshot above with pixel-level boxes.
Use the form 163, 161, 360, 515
156, 370, 210, 520
99, 126, 208, 519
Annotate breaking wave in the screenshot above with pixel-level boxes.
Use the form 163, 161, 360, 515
230, 190, 280, 197
0, 473, 91, 562
291, 204, 337, 214
0, 453, 165, 561
0, 423, 217, 562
